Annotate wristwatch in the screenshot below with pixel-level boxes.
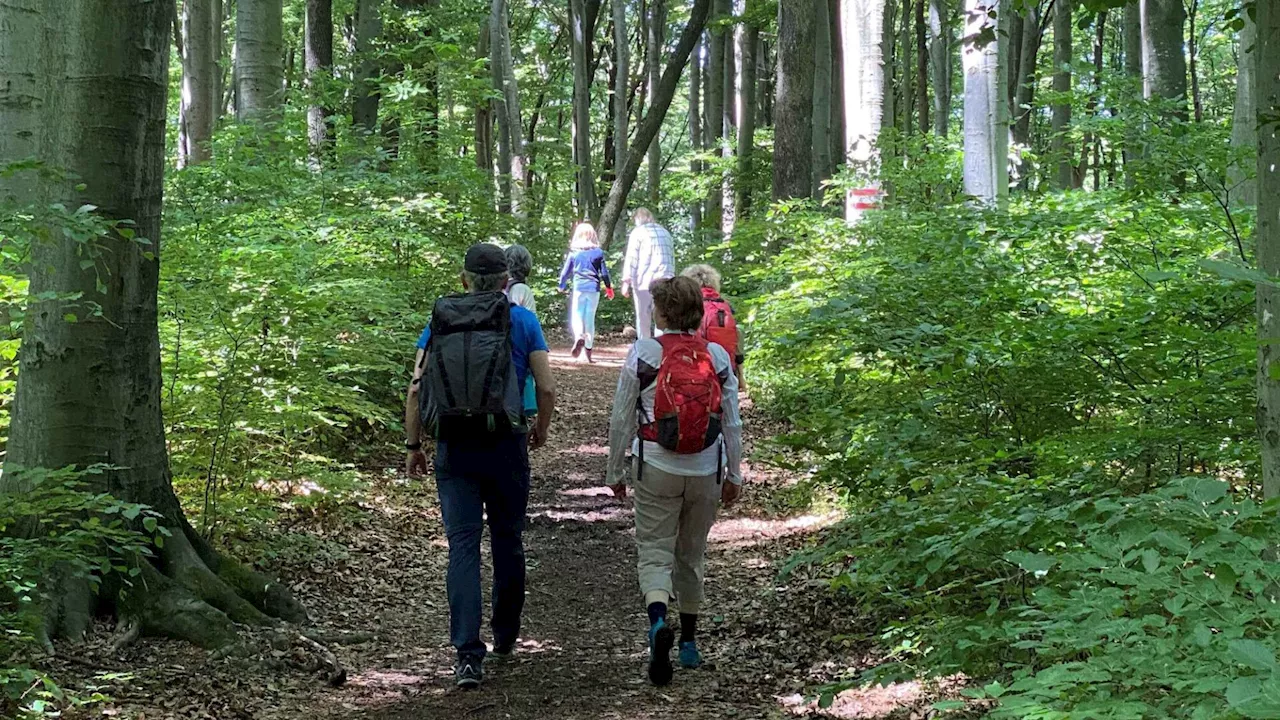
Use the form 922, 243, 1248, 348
405, 441, 422, 451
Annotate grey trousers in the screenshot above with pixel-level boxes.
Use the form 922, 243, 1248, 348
632, 461, 720, 614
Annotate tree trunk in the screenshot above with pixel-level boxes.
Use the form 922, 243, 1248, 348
915, 0, 929, 134
1256, 0, 1280, 500
881, 0, 897, 132
757, 37, 773, 126
0, 0, 304, 651
1051, 0, 1072, 189
180, 0, 219, 166
305, 0, 335, 160
598, 0, 712, 246
1079, 11, 1105, 189
645, 0, 666, 206
475, 21, 495, 177
1010, 2, 1042, 147
842, 0, 888, 221
352, 0, 382, 133
1123, 0, 1141, 178
706, 0, 728, 227
899, 0, 913, 133
773, 0, 817, 200
813, 0, 834, 197
928, 0, 953, 136
723, 11, 736, 137
1140, 0, 1187, 112
690, 36, 704, 229
492, 0, 528, 222
961, 0, 1009, 205
1007, 11, 1023, 114
1187, 0, 1202, 123
831, 0, 847, 164
235, 0, 284, 122
614, 0, 631, 234
572, 0, 599, 217
736, 19, 760, 217
1230, 12, 1256, 206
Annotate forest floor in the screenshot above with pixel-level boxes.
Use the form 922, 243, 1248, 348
50, 340, 948, 720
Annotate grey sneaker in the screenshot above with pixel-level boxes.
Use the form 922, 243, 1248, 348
455, 656, 483, 689
489, 642, 516, 661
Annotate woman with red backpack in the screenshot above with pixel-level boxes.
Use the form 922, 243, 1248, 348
605, 276, 744, 686
680, 264, 745, 391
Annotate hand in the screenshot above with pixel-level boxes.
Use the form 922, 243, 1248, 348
721, 481, 742, 507
609, 483, 628, 500
529, 424, 549, 450
405, 449, 428, 477
605, 287, 615, 301
621, 283, 631, 299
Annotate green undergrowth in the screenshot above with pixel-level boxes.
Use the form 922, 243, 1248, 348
744, 184, 1270, 716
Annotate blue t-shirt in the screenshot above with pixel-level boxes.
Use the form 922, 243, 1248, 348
558, 247, 613, 293
417, 304, 548, 390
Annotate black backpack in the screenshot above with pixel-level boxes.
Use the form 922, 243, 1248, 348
419, 291, 525, 440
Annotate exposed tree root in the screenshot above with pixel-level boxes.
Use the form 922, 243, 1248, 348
161, 530, 272, 626
181, 519, 308, 624
116, 560, 240, 650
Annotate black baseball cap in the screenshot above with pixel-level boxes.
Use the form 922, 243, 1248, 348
464, 242, 508, 275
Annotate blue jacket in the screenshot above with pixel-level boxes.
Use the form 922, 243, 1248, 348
559, 247, 613, 293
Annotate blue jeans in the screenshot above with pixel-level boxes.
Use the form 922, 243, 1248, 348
435, 433, 531, 660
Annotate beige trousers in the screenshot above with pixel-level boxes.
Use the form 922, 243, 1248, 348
632, 461, 720, 614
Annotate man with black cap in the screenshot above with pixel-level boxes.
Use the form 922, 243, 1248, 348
404, 242, 556, 689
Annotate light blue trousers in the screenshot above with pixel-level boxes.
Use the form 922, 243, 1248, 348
570, 289, 600, 350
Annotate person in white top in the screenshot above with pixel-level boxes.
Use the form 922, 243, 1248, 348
621, 208, 675, 340
605, 276, 743, 686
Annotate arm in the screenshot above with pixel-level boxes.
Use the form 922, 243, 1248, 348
405, 348, 428, 476
622, 231, 639, 288
606, 347, 643, 487
717, 351, 744, 486
528, 350, 556, 448
599, 254, 613, 289
558, 254, 573, 291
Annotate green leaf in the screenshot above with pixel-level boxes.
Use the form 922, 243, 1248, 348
121, 505, 141, 521
1141, 548, 1161, 573
1005, 551, 1056, 575
1229, 639, 1277, 672
1199, 259, 1274, 285
142, 517, 158, 533
1226, 677, 1261, 707
931, 700, 966, 711
62, 313, 77, 323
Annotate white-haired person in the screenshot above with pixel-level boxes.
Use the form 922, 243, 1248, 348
558, 222, 614, 363
621, 208, 674, 340
681, 264, 745, 391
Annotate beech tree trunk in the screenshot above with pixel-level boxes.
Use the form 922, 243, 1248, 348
572, 0, 599, 216
645, 0, 666, 206
598, 0, 712, 245
1229, 13, 1256, 206
235, 0, 284, 121
180, 0, 219, 166
842, 0, 888, 221
690, 37, 704, 229
614, 0, 631, 233
706, 0, 728, 227
773, 0, 817, 200
1140, 0, 1187, 113
1051, 0, 1072, 189
474, 21, 495, 177
1123, 0, 1142, 176
305, 0, 335, 159
1256, 0, 1280, 500
736, 18, 760, 217
961, 0, 1008, 206
915, 0, 928, 134
352, 0, 382, 133
1010, 2, 1042, 147
0, 0, 304, 651
492, 0, 528, 221
813, 0, 835, 197
928, 0, 953, 136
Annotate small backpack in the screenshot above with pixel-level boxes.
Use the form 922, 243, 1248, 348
638, 335, 724, 455
419, 291, 525, 440
699, 293, 740, 368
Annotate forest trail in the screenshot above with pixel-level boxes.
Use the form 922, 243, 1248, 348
55, 341, 928, 720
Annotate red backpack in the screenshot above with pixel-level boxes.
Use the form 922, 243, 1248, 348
699, 290, 740, 368
638, 334, 724, 455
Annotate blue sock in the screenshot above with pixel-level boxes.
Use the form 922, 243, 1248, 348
647, 602, 668, 627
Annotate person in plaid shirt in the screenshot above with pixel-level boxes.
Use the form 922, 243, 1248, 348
621, 208, 675, 340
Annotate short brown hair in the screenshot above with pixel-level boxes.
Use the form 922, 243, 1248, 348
651, 276, 705, 332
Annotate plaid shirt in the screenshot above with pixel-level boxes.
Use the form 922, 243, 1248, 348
622, 223, 675, 290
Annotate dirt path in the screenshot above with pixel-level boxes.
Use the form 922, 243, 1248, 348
53, 342, 920, 720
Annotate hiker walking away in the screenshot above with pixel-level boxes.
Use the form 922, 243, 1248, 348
621, 208, 674, 341
605, 276, 743, 686
558, 222, 614, 363
506, 244, 539, 418
404, 243, 557, 690
681, 264, 746, 391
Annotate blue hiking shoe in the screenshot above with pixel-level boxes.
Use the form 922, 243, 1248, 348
679, 640, 702, 669
648, 618, 675, 686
